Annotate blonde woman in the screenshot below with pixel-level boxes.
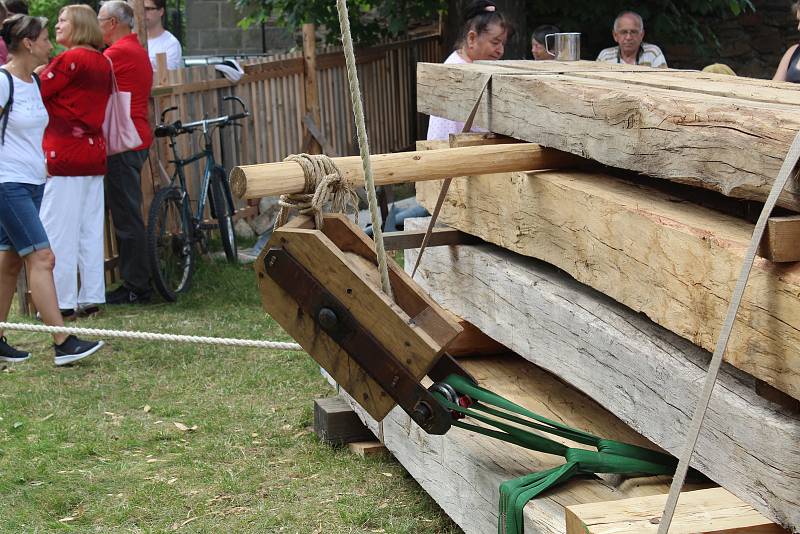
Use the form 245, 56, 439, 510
39, 4, 112, 319
774, 1, 800, 82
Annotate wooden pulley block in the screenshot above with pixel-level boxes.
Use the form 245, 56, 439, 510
255, 214, 469, 434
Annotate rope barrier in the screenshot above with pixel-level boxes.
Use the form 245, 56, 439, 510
0, 321, 303, 351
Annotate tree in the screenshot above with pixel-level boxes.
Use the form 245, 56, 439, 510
234, 0, 447, 46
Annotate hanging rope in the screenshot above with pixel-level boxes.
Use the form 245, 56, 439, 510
275, 153, 359, 229
432, 375, 679, 534
335, 0, 393, 299
0, 321, 303, 351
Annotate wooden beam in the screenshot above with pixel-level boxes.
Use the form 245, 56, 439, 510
565, 488, 786, 534
415, 143, 800, 400
342, 355, 712, 534
404, 228, 800, 530
382, 228, 481, 250
758, 215, 800, 262
416, 61, 800, 210
230, 143, 585, 199
302, 23, 322, 156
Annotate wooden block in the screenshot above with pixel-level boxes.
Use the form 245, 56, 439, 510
565, 488, 787, 534
416, 61, 800, 210
415, 140, 800, 400
347, 441, 388, 458
313, 396, 375, 445
341, 355, 712, 534
758, 215, 800, 262
404, 231, 800, 531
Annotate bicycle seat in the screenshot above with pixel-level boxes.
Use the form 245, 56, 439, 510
154, 123, 180, 138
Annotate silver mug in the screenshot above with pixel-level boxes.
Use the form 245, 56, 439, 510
545, 32, 581, 61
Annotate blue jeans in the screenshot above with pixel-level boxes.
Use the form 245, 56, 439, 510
0, 182, 50, 257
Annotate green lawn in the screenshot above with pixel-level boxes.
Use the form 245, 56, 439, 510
0, 258, 459, 533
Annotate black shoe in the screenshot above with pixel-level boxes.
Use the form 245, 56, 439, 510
105, 285, 151, 305
0, 336, 31, 363
77, 305, 102, 318
53, 335, 104, 366
61, 309, 77, 321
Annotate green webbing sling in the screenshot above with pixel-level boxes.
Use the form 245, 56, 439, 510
432, 375, 678, 534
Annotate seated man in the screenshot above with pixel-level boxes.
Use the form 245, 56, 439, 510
596, 11, 666, 68
531, 24, 559, 60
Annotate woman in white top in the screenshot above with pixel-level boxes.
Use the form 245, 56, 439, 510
426, 0, 511, 141
0, 15, 103, 365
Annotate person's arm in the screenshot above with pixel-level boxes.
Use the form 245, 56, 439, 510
774, 45, 797, 81
166, 38, 182, 70
38, 54, 75, 101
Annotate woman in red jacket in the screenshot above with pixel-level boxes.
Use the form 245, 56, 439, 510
39, 4, 111, 319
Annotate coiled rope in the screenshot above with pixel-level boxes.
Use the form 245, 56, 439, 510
0, 321, 303, 351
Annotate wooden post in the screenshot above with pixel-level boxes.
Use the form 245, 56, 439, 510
130, 0, 148, 47
302, 23, 323, 155
230, 143, 587, 199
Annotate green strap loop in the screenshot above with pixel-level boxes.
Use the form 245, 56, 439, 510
434, 375, 678, 534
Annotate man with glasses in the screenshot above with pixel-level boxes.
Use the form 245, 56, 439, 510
98, 0, 154, 305
596, 11, 667, 68
144, 0, 182, 70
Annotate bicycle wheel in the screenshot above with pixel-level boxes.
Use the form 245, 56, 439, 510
208, 166, 238, 263
146, 186, 194, 301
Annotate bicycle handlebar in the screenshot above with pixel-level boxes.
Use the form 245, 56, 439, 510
154, 100, 250, 139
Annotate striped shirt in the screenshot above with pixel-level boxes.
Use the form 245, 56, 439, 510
596, 43, 667, 68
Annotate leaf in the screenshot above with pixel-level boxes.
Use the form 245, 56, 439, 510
143, 405, 151, 413
173, 422, 197, 432
58, 516, 77, 523
12, 421, 23, 429
39, 413, 54, 422
380, 472, 392, 477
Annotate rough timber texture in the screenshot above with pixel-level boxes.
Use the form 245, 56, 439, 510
416, 61, 800, 210
414, 157, 800, 401
402, 229, 800, 532
342, 356, 712, 534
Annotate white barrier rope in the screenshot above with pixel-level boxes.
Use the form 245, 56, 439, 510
0, 321, 303, 351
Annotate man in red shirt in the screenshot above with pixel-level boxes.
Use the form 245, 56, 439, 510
98, 1, 154, 304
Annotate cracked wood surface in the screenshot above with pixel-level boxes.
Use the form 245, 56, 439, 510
416, 61, 800, 210
343, 355, 712, 534
414, 147, 800, 401
402, 226, 799, 531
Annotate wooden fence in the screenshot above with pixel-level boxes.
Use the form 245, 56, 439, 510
143, 32, 442, 217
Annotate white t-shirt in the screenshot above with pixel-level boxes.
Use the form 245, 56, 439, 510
148, 30, 182, 70
0, 71, 48, 185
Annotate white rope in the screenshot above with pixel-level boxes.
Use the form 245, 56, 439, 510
0, 321, 303, 351
335, 0, 393, 300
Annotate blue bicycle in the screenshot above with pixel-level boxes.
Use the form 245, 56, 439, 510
146, 95, 249, 301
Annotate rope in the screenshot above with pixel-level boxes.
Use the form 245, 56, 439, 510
434, 375, 678, 534
0, 321, 303, 351
275, 153, 359, 230
657, 129, 800, 533
335, 0, 393, 299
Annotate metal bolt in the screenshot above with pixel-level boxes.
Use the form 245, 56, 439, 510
318, 307, 338, 330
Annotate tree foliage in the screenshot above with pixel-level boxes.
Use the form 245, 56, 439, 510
234, 0, 446, 45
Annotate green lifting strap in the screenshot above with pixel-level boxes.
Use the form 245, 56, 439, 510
432, 375, 678, 534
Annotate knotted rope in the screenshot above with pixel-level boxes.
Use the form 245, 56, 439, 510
275, 153, 359, 230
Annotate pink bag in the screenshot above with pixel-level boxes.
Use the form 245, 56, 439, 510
103, 57, 142, 155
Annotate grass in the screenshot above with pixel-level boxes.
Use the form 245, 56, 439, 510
0, 257, 460, 533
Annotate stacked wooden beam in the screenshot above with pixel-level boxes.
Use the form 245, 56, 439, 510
352, 61, 800, 533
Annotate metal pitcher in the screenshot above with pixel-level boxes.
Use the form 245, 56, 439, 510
545, 32, 581, 61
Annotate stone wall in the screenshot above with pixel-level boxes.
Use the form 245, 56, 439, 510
183, 0, 294, 56
664, 0, 799, 78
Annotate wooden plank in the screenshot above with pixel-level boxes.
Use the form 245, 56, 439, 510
382, 228, 481, 250
759, 215, 800, 262
347, 441, 387, 458
565, 488, 786, 534
403, 226, 800, 530
416, 61, 800, 210
343, 355, 712, 534
231, 143, 584, 199
414, 142, 800, 400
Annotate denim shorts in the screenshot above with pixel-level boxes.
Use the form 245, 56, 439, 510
0, 182, 50, 257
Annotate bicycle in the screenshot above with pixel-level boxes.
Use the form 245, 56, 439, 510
146, 95, 250, 302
